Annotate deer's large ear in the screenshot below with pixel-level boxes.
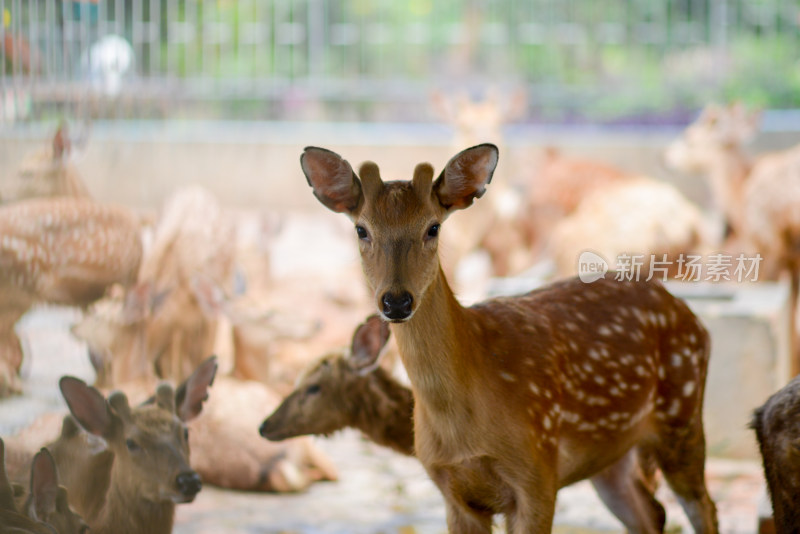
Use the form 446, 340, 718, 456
175, 356, 218, 422
433, 144, 499, 212
0, 438, 16, 513
301, 147, 363, 215
349, 315, 391, 373
29, 449, 58, 522
60, 377, 117, 439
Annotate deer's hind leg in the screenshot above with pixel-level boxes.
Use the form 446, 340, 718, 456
590, 447, 666, 534
653, 419, 718, 534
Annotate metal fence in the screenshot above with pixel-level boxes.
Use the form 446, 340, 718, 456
2, 0, 799, 123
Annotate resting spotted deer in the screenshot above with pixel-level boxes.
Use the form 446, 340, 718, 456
301, 144, 719, 533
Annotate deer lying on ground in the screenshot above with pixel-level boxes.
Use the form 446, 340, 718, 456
0, 197, 143, 396
301, 144, 718, 533
1, 123, 90, 204
666, 102, 800, 372
261, 314, 415, 457
1, 438, 87, 534
751, 375, 800, 534
550, 178, 706, 278
53, 357, 216, 534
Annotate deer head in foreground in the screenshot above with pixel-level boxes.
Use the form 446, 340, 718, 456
260, 314, 415, 457
751, 375, 800, 534
301, 144, 718, 533
57, 356, 217, 534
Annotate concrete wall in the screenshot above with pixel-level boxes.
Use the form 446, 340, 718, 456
5, 120, 797, 212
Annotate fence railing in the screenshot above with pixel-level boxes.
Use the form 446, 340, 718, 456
2, 0, 798, 123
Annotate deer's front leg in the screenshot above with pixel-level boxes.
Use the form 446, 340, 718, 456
502, 458, 558, 534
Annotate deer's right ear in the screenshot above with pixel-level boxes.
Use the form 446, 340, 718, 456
59, 377, 115, 438
350, 315, 391, 373
29, 449, 58, 522
301, 147, 363, 215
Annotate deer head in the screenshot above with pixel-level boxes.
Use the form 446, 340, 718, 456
259, 315, 391, 441
23, 448, 88, 534
300, 144, 498, 321
58, 357, 217, 506
665, 102, 761, 174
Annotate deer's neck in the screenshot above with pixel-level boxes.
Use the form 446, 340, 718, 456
391, 266, 478, 413
97, 479, 175, 534
707, 144, 751, 230
349, 370, 415, 456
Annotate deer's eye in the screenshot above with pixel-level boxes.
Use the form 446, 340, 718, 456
126, 438, 141, 452
306, 384, 321, 395
426, 223, 440, 240
355, 225, 369, 241
184, 428, 190, 441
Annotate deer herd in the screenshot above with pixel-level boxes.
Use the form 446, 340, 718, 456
1, 102, 799, 533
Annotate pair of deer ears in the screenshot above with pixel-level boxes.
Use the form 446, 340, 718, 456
349, 315, 391, 374
59, 356, 218, 439
301, 144, 499, 216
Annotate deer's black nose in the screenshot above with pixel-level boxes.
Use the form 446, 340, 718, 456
381, 291, 413, 321
176, 471, 202, 497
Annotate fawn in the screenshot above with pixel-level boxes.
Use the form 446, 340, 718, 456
301, 143, 718, 533
1, 438, 87, 534
261, 314, 415, 457
57, 357, 217, 534
751, 375, 800, 533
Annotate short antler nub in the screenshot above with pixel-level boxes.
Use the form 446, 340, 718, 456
412, 163, 434, 198
359, 162, 383, 199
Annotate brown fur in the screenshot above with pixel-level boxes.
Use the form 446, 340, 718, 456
55, 357, 217, 534
261, 316, 415, 456
0, 197, 143, 396
301, 144, 718, 533
751, 375, 800, 533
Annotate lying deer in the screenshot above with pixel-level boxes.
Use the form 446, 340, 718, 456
751, 375, 800, 533
260, 314, 415, 457
301, 144, 719, 533
0, 197, 143, 396
55, 357, 217, 534
0, 438, 87, 534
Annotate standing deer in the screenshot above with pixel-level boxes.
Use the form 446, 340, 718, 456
751, 375, 800, 534
300, 144, 718, 533
665, 103, 800, 372
56, 357, 217, 534
260, 314, 415, 457
0, 197, 143, 396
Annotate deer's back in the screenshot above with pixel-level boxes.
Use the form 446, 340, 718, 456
0, 198, 142, 307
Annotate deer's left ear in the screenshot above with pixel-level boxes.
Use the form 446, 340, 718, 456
301, 147, 364, 215
433, 143, 499, 212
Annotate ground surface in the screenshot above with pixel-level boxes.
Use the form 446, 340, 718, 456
1, 307, 768, 534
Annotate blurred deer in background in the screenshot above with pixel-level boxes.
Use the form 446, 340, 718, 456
55, 357, 216, 534
751, 375, 800, 534
261, 315, 415, 457
666, 103, 800, 372
1, 123, 91, 204
0, 198, 143, 396
430, 88, 529, 285
301, 144, 718, 533
550, 178, 706, 278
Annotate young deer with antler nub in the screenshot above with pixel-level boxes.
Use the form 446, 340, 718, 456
301, 144, 719, 533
